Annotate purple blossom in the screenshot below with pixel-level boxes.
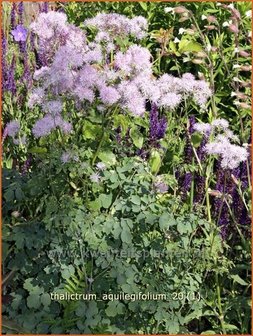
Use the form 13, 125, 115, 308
32, 115, 72, 138
99, 86, 120, 105
194, 175, 205, 203
149, 103, 167, 145
11, 25, 28, 42
96, 162, 106, 170
154, 181, 168, 194
184, 116, 195, 164
10, 3, 16, 30
84, 13, 148, 40
6, 56, 16, 95
18, 2, 24, 24
205, 137, 248, 169
193, 123, 211, 135
3, 121, 20, 140
90, 172, 101, 183
182, 172, 192, 199
61, 152, 71, 163
197, 137, 208, 162
21, 155, 32, 175
2, 33, 7, 91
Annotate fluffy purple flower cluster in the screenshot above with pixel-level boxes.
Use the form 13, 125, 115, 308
84, 13, 148, 41
28, 12, 211, 138
194, 119, 248, 169
32, 115, 72, 138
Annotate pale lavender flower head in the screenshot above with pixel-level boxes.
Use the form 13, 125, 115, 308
90, 172, 101, 183
96, 162, 106, 170
3, 121, 20, 140
114, 45, 152, 76
192, 80, 212, 108
205, 135, 249, 169
159, 92, 182, 109
99, 86, 120, 105
27, 88, 45, 107
211, 118, 229, 130
43, 100, 63, 115
84, 13, 147, 40
11, 25, 27, 42
61, 152, 71, 163
32, 115, 72, 138
154, 181, 168, 194
193, 122, 212, 135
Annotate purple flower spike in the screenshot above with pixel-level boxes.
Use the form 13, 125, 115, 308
6, 56, 16, 95
18, 2, 24, 24
10, 3, 17, 30
2, 32, 8, 91
43, 3, 49, 13
11, 25, 28, 42
149, 103, 167, 144
194, 174, 205, 203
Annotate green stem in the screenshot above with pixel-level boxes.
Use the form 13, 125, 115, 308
91, 126, 106, 166
91, 106, 118, 166
215, 272, 227, 334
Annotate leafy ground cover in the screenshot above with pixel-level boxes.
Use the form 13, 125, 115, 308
2, 1, 252, 334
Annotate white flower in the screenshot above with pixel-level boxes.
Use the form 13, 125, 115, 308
233, 64, 241, 69
227, 4, 234, 9
248, 31, 252, 38
164, 7, 174, 13
90, 172, 101, 183
206, 44, 212, 52
193, 122, 212, 134
178, 28, 185, 35
234, 47, 239, 53
231, 92, 236, 97
174, 37, 180, 43
246, 10, 252, 18
96, 162, 106, 170
201, 15, 207, 20
211, 118, 229, 130
222, 20, 232, 27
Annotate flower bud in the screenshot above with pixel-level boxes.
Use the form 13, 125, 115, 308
207, 15, 217, 23
174, 6, 188, 14
196, 51, 207, 58
231, 174, 240, 185
192, 59, 204, 64
231, 8, 241, 20
178, 17, 189, 23
239, 50, 250, 57
240, 65, 251, 72
208, 190, 222, 197
11, 211, 20, 218
205, 25, 216, 31
240, 81, 251, 88
228, 24, 239, 34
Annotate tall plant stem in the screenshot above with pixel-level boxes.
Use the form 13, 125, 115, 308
91, 107, 118, 166
215, 271, 227, 334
